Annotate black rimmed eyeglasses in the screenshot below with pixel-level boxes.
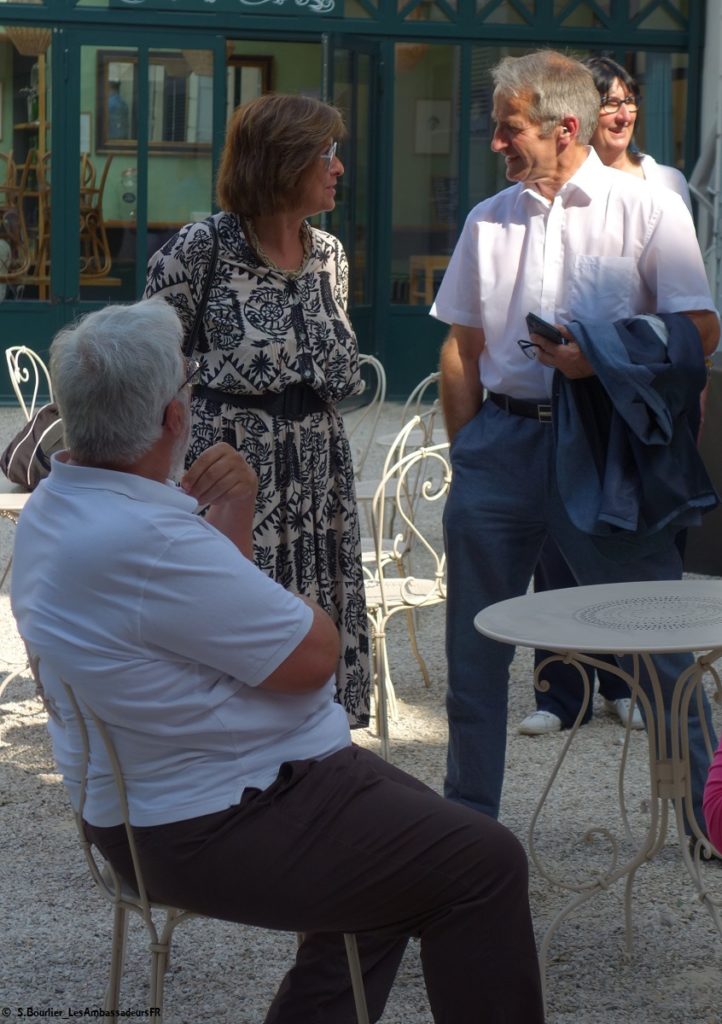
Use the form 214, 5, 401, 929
600, 94, 640, 114
178, 357, 201, 393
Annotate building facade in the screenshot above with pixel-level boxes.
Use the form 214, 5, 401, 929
0, 0, 705, 395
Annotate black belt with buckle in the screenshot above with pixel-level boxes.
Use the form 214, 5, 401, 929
487, 391, 552, 423
194, 383, 329, 420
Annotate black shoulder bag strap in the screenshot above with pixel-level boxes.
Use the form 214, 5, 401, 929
183, 216, 220, 358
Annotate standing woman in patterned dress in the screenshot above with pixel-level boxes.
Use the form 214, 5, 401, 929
144, 94, 370, 725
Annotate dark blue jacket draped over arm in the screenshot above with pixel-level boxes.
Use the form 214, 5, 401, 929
553, 314, 718, 561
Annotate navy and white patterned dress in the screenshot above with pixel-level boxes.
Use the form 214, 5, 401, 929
144, 212, 370, 725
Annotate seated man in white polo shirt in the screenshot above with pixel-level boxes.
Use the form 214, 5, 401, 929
11, 298, 544, 1024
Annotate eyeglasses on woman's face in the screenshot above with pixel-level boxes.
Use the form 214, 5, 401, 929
320, 141, 338, 167
599, 94, 640, 115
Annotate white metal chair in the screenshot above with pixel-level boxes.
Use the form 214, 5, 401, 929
0, 348, 55, 635
6, 344, 53, 421
356, 400, 439, 526
0, 346, 56, 603
49, 670, 369, 1023
345, 353, 387, 481
359, 412, 442, 715
375, 370, 442, 449
399, 370, 441, 429
358, 410, 439, 563
364, 440, 450, 759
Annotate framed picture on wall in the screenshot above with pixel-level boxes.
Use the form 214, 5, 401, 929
414, 99, 451, 155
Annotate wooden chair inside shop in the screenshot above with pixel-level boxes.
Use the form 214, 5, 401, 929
26, 149, 52, 284
79, 153, 114, 278
26, 658, 370, 1023
0, 152, 33, 287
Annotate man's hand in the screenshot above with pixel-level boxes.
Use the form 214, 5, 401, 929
440, 324, 486, 441
180, 443, 258, 510
533, 325, 595, 379
181, 444, 258, 558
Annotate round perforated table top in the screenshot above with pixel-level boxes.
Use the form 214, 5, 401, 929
474, 580, 722, 655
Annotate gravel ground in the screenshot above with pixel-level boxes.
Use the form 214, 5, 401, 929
1, 400, 721, 1023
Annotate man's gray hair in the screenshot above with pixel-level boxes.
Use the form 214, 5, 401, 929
50, 299, 185, 465
492, 50, 599, 144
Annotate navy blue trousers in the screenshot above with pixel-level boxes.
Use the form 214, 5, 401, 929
443, 400, 715, 828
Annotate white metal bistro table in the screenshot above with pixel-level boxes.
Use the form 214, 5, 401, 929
475, 579, 722, 991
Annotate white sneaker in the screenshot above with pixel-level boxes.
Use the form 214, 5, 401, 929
603, 697, 644, 730
518, 710, 562, 735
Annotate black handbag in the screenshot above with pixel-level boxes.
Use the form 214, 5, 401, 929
184, 216, 220, 358
0, 402, 64, 491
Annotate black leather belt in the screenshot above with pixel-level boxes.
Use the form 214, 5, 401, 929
194, 383, 329, 420
487, 391, 552, 423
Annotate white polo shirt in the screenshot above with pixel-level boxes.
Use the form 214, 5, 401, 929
431, 148, 715, 400
11, 456, 351, 827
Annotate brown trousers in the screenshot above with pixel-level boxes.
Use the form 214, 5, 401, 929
87, 744, 544, 1024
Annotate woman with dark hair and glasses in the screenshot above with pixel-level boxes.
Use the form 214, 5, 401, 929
583, 55, 692, 207
518, 55, 695, 737
144, 94, 370, 727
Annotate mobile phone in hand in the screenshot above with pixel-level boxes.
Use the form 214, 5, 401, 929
526, 312, 566, 345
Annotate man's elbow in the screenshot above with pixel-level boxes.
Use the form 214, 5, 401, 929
258, 606, 340, 694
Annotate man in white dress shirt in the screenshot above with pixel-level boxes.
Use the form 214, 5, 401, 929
432, 50, 719, 826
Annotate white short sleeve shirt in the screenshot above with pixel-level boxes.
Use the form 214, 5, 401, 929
11, 457, 351, 827
431, 148, 715, 399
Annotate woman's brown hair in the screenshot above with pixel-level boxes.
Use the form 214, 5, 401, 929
216, 93, 346, 218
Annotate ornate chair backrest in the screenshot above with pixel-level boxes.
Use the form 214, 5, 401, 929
5, 345, 54, 420
364, 413, 443, 570
369, 439, 450, 608
400, 371, 440, 429
346, 353, 387, 480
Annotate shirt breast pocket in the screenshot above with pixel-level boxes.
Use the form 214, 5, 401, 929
567, 255, 636, 322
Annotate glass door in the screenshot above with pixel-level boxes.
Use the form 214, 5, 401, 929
73, 34, 222, 307
326, 36, 382, 356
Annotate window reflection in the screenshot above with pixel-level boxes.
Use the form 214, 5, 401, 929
0, 32, 51, 301
391, 42, 459, 305
96, 50, 213, 153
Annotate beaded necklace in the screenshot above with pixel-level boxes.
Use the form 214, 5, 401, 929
244, 218, 312, 279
